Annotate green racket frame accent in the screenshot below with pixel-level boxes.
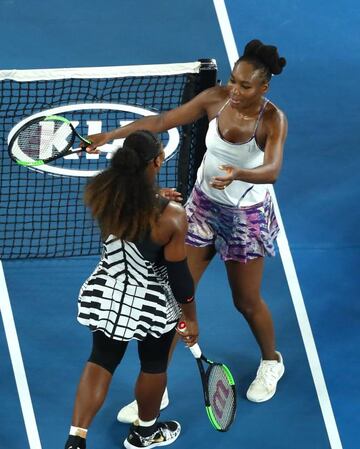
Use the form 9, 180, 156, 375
44, 115, 71, 124
9, 114, 92, 167
206, 406, 222, 430
44, 115, 92, 144
204, 362, 236, 431
222, 364, 235, 386
16, 159, 45, 166
9, 115, 77, 167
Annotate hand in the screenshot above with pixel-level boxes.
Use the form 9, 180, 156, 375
176, 319, 199, 347
210, 165, 238, 190
159, 188, 183, 202
80, 133, 110, 154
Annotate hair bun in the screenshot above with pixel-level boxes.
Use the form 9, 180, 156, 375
110, 130, 162, 177
111, 145, 142, 175
243, 39, 286, 75
244, 39, 263, 56
278, 57, 286, 68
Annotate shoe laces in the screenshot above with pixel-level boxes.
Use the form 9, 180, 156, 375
157, 423, 174, 441
134, 428, 164, 446
254, 361, 279, 388
135, 423, 175, 446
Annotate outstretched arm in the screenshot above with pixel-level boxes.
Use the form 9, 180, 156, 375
85, 88, 214, 152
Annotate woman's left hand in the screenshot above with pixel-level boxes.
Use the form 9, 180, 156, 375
210, 165, 238, 190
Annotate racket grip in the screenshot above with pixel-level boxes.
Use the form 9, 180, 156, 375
188, 343, 202, 358
177, 321, 202, 358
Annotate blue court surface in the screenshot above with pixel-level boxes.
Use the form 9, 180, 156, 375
0, 1, 359, 449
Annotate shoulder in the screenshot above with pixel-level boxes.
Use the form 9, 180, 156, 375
151, 201, 187, 246
201, 84, 228, 99
196, 85, 229, 119
162, 201, 187, 232
196, 85, 229, 105
263, 101, 288, 133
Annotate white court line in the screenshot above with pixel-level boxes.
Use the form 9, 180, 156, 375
0, 261, 42, 449
212, 1, 343, 448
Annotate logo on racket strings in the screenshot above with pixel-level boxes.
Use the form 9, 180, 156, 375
211, 380, 230, 419
8, 103, 180, 177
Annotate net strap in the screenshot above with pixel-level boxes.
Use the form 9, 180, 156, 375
0, 62, 202, 81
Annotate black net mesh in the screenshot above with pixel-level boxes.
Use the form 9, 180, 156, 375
0, 62, 217, 259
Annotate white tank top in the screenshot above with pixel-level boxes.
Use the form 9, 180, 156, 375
196, 99, 270, 207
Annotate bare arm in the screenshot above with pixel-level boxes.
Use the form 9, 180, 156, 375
163, 204, 198, 344
163, 203, 189, 261
85, 88, 215, 151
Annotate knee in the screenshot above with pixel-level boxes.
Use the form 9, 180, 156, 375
232, 294, 262, 318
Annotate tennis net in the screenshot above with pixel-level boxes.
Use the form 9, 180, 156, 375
0, 60, 217, 259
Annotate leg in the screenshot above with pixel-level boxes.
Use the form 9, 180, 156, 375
186, 244, 216, 288
225, 257, 277, 360
65, 331, 128, 447
225, 258, 284, 402
72, 362, 112, 428
135, 372, 167, 420
136, 328, 176, 420
122, 329, 181, 448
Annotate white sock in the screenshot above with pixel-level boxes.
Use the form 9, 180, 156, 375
162, 388, 168, 400
138, 418, 157, 427
69, 426, 88, 439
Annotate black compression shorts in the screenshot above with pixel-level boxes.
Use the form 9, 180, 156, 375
88, 327, 176, 375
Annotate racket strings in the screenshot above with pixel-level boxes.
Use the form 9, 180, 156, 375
207, 364, 236, 430
13, 120, 74, 161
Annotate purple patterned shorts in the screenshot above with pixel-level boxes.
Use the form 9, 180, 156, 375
185, 184, 279, 263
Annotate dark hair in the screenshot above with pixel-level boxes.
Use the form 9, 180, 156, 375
84, 130, 162, 241
236, 39, 286, 82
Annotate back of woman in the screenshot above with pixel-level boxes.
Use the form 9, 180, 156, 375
64, 130, 198, 449
78, 131, 192, 341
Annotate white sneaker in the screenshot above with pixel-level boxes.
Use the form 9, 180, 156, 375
246, 351, 285, 402
117, 388, 170, 424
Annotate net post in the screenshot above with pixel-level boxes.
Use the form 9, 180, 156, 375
193, 59, 218, 172
177, 59, 218, 201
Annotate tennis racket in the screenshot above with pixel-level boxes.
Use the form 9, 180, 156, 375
8, 115, 92, 166
177, 321, 237, 431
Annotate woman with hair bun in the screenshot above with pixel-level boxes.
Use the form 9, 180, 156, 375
64, 130, 198, 449
85, 39, 288, 419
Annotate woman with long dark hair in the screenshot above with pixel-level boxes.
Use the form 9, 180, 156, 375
65, 130, 198, 449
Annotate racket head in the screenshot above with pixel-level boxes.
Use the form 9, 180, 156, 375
8, 115, 77, 166
205, 362, 237, 432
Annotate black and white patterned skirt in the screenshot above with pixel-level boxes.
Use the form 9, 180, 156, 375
77, 239, 181, 341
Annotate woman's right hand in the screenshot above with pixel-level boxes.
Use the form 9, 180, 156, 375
176, 319, 199, 347
159, 188, 183, 203
81, 132, 111, 153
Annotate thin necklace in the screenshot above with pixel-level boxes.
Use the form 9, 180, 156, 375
231, 98, 265, 120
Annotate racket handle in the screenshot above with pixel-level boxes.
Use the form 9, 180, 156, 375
177, 321, 202, 358
188, 343, 202, 358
